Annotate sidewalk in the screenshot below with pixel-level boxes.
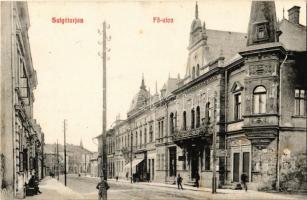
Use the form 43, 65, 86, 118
23, 177, 83, 200
105, 177, 307, 200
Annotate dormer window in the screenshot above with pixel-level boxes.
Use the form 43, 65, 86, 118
254, 23, 268, 42
257, 25, 265, 39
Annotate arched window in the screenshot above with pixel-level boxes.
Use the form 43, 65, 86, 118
144, 128, 147, 144
170, 113, 174, 135
191, 109, 195, 129
135, 131, 138, 147
192, 67, 195, 79
183, 111, 187, 130
196, 64, 200, 77
205, 102, 211, 124
253, 86, 266, 114
196, 106, 200, 128
149, 125, 153, 142
140, 130, 142, 147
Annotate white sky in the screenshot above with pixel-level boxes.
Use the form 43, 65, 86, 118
28, 0, 306, 152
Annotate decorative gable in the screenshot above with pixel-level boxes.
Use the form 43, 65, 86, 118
231, 81, 244, 93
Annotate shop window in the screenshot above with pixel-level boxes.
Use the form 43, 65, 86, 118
205, 147, 210, 170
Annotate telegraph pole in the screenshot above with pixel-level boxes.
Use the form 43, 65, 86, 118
64, 120, 67, 186
98, 21, 111, 199
212, 96, 217, 194
57, 140, 59, 181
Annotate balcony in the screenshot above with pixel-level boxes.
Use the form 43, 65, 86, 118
172, 125, 212, 142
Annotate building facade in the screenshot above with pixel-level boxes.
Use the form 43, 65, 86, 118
44, 143, 94, 176
1, 2, 45, 199
97, 1, 306, 191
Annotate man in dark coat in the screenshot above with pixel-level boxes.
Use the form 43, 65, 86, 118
176, 174, 183, 190
241, 173, 248, 191
96, 176, 110, 200
195, 172, 200, 188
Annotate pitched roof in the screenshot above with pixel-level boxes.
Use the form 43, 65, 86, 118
279, 19, 306, 52
205, 29, 247, 63
44, 143, 92, 155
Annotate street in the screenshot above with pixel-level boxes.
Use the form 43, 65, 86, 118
46, 175, 304, 200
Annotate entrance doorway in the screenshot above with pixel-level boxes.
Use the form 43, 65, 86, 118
190, 148, 199, 179
233, 153, 240, 182
169, 147, 177, 177
232, 152, 250, 182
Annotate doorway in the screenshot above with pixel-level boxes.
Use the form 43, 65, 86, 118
232, 152, 250, 182
169, 147, 177, 177
190, 149, 199, 179
233, 153, 240, 182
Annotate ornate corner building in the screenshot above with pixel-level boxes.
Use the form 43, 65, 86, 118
1, 2, 45, 199
99, 1, 306, 191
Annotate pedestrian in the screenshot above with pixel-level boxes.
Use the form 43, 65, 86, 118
116, 176, 118, 182
195, 172, 200, 188
28, 174, 41, 195
126, 172, 128, 180
176, 173, 183, 190
241, 173, 248, 191
96, 176, 110, 200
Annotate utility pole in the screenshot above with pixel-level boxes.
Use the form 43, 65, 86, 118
212, 96, 217, 194
57, 140, 59, 181
98, 21, 111, 199
130, 127, 133, 183
64, 120, 67, 186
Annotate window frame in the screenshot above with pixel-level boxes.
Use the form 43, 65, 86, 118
234, 93, 242, 120
253, 86, 267, 114
295, 89, 306, 116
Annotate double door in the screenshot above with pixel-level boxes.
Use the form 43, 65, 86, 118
233, 152, 250, 182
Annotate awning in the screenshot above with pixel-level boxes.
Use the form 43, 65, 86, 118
124, 158, 144, 169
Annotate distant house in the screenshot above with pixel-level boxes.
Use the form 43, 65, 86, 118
44, 142, 95, 176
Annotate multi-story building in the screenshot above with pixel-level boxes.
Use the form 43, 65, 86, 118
1, 2, 44, 198
97, 1, 306, 192
44, 142, 94, 176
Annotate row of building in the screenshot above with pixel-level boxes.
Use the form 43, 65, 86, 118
1, 2, 45, 199
43, 141, 96, 177
96, 1, 306, 192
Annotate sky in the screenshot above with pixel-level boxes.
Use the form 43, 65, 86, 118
27, 0, 306, 152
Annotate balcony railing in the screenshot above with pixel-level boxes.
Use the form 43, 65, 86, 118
173, 124, 212, 142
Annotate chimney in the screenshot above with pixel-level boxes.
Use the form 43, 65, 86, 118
288, 6, 300, 24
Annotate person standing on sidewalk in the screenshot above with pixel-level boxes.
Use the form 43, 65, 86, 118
96, 176, 110, 200
240, 173, 248, 191
176, 174, 183, 190
195, 172, 200, 188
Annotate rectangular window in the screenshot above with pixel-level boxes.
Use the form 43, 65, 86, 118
234, 93, 242, 120
295, 89, 306, 116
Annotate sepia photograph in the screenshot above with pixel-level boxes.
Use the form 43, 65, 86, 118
0, 0, 306, 199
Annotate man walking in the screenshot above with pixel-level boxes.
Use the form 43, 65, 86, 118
176, 174, 183, 190
241, 173, 248, 191
96, 176, 110, 200
195, 172, 200, 188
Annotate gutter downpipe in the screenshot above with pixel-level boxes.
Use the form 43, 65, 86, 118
224, 68, 228, 184
277, 53, 288, 191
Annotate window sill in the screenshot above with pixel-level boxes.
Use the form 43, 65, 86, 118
201, 170, 212, 172
292, 115, 306, 119
227, 119, 244, 124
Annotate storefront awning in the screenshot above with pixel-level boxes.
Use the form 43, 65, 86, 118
124, 158, 144, 169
